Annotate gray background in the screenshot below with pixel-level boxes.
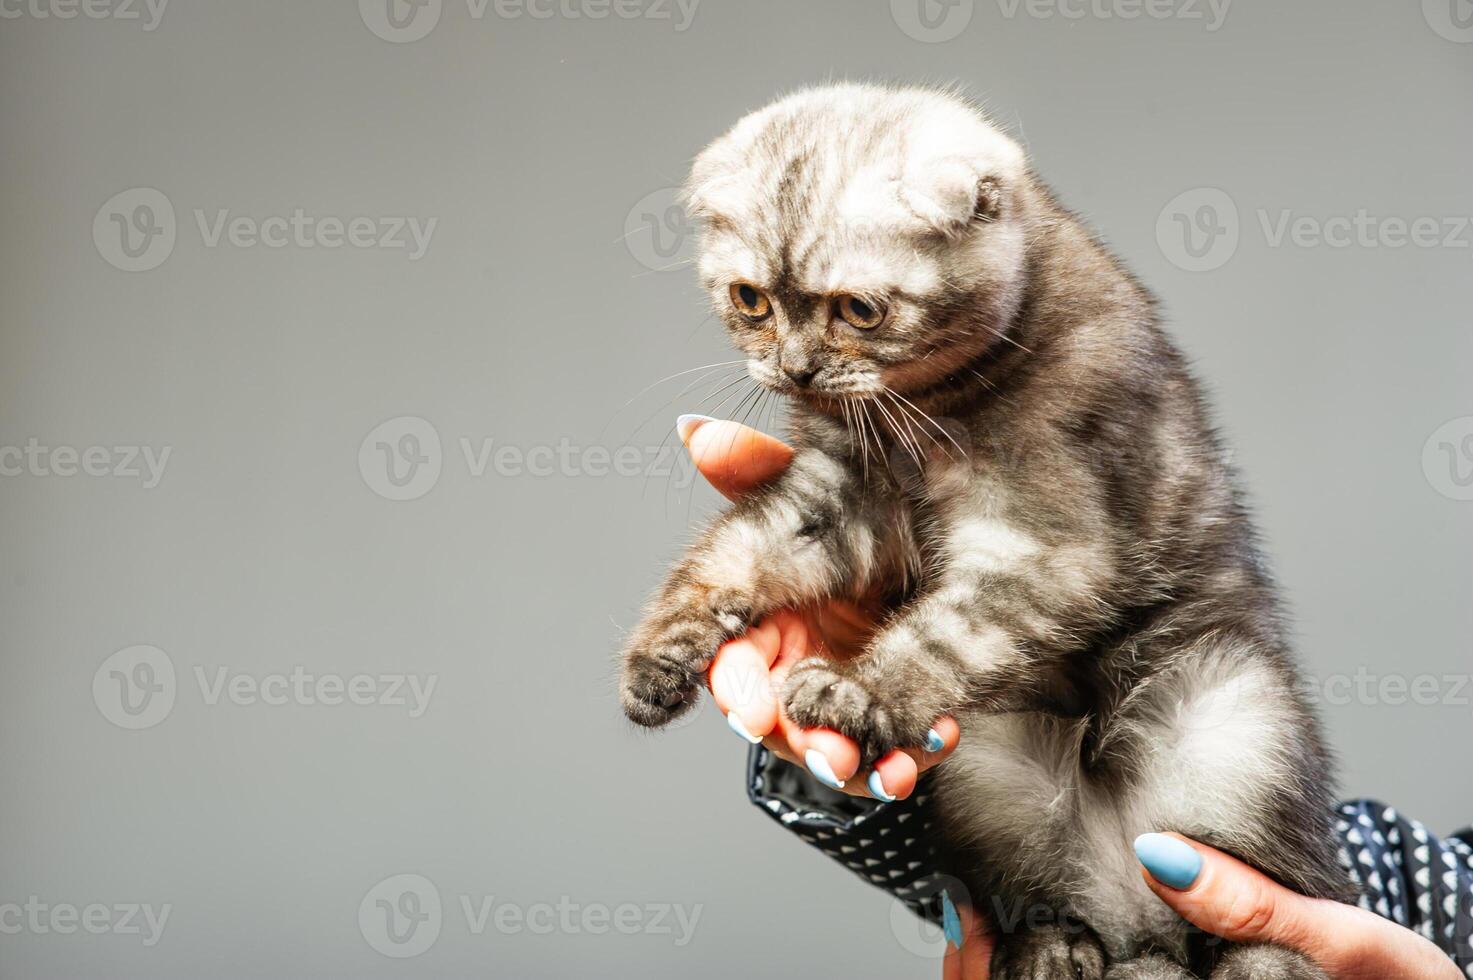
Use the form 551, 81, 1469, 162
1, 0, 1469, 976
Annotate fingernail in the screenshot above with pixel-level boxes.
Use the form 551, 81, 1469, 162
803, 748, 845, 790
676, 414, 714, 443
867, 770, 896, 803
725, 711, 762, 745
1134, 833, 1203, 890
940, 890, 963, 949
924, 728, 945, 753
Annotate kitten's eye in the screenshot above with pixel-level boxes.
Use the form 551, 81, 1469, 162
835, 294, 886, 330
729, 283, 772, 321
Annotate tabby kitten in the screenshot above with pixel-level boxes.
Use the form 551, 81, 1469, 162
619, 84, 1353, 979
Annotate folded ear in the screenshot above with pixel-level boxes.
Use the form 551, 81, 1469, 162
900, 158, 1006, 238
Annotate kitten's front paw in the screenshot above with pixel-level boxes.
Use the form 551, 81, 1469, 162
619, 589, 754, 728
780, 659, 930, 763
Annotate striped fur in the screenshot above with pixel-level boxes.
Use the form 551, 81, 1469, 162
619, 84, 1351, 977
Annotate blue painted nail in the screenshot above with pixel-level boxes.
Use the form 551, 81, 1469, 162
867, 770, 896, 803
940, 890, 963, 949
924, 728, 945, 753
804, 748, 846, 790
675, 414, 715, 442
726, 712, 762, 745
1135, 833, 1203, 890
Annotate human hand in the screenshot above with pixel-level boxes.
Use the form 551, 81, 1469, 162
936, 832, 1462, 980
1134, 832, 1461, 979
678, 415, 960, 801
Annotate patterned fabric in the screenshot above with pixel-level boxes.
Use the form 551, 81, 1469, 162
747, 746, 1473, 974
1335, 801, 1473, 976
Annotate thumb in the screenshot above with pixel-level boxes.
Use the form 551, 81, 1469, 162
1136, 833, 1462, 980
677, 415, 794, 501
1134, 833, 1324, 950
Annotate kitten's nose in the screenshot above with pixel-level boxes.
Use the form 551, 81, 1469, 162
783, 363, 820, 387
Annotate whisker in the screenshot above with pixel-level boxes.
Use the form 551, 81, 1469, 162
614, 365, 746, 451
885, 385, 968, 459
611, 359, 748, 419
629, 258, 695, 278
885, 389, 946, 460
647, 377, 752, 506
968, 368, 1017, 407
702, 376, 758, 419
881, 390, 930, 466
871, 393, 920, 471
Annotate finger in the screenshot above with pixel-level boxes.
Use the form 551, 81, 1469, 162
769, 609, 816, 672
942, 899, 993, 980
874, 714, 961, 791
1135, 833, 1319, 948
916, 715, 961, 768
762, 617, 863, 791
1135, 833, 1461, 979
868, 750, 919, 802
707, 620, 781, 742
943, 929, 962, 980
956, 903, 993, 980
788, 726, 861, 791
678, 416, 794, 501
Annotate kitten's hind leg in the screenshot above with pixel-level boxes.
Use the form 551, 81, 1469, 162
990, 923, 1107, 980
1103, 954, 1194, 979
1208, 944, 1327, 980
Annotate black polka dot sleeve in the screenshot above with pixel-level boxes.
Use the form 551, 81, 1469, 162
747, 746, 1473, 974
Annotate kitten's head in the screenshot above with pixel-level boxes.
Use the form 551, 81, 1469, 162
686, 84, 1030, 408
